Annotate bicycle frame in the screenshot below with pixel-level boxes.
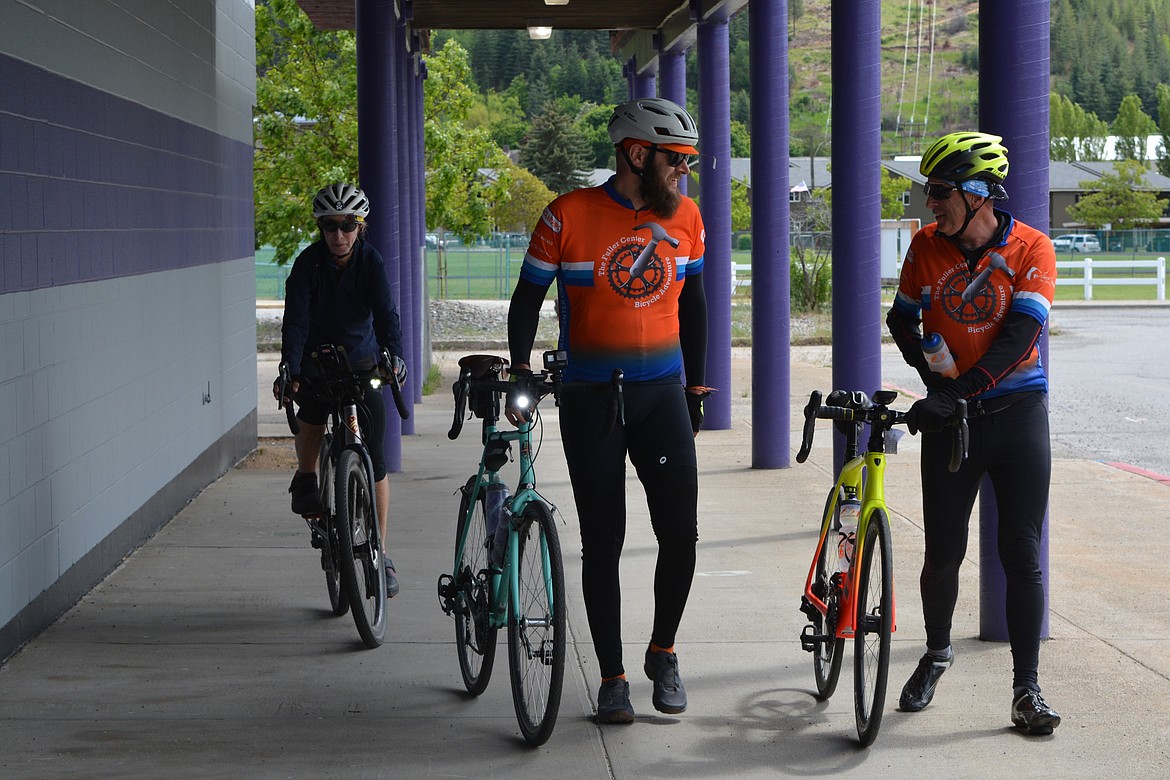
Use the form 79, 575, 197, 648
454, 417, 555, 630
802, 448, 896, 640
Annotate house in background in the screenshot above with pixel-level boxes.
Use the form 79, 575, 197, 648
882, 158, 1170, 235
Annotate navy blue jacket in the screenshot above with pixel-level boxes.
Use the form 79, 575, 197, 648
280, 238, 403, 377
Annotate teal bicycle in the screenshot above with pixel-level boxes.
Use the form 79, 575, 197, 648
436, 350, 568, 745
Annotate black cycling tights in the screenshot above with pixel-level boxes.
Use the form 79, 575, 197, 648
559, 381, 698, 680
919, 393, 1050, 691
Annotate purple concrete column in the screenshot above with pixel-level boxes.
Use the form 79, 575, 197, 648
634, 70, 656, 100
750, 0, 791, 468
830, 0, 883, 466
697, 10, 732, 429
658, 49, 688, 196
356, 0, 402, 471
979, 0, 1051, 641
394, 19, 416, 435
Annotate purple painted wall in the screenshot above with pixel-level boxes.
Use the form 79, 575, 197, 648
0, 54, 253, 294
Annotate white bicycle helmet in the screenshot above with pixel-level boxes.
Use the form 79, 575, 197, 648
312, 183, 371, 219
607, 98, 698, 152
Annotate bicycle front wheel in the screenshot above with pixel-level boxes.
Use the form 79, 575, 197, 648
853, 508, 893, 747
454, 476, 498, 695
507, 502, 565, 746
318, 436, 348, 617
336, 448, 387, 649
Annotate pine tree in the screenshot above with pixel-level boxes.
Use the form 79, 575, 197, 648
521, 102, 592, 195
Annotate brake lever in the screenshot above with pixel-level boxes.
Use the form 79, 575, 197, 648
795, 390, 822, 464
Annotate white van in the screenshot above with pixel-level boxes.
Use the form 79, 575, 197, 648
1052, 233, 1101, 253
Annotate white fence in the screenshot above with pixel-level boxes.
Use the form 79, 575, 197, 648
1055, 257, 1166, 301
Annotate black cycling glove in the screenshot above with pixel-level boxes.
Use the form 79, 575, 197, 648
685, 389, 710, 433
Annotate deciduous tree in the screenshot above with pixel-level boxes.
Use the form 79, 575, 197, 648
254, 0, 358, 263
1068, 160, 1168, 229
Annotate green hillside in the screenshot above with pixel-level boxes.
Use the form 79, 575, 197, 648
786, 1, 980, 156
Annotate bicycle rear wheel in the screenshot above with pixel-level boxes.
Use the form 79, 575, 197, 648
853, 508, 893, 747
454, 476, 498, 695
507, 502, 565, 746
813, 501, 845, 699
318, 436, 348, 617
336, 448, 387, 649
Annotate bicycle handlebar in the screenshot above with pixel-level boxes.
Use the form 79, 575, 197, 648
795, 390, 968, 474
448, 370, 559, 441
278, 345, 410, 438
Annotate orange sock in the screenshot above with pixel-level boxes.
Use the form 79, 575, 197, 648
650, 643, 674, 655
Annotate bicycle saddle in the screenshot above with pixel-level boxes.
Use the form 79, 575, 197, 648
458, 354, 509, 380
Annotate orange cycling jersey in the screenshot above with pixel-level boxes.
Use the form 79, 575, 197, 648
891, 211, 1056, 397
520, 178, 706, 382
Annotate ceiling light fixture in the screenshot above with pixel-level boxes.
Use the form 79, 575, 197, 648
527, 20, 553, 40
544, 0, 571, 5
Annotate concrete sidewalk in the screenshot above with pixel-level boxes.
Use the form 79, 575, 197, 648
2, 350, 1168, 778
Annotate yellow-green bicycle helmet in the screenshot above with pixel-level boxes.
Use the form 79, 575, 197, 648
919, 131, 1010, 183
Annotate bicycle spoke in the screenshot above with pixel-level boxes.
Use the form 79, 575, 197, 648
854, 510, 893, 747
453, 477, 497, 695
507, 504, 565, 746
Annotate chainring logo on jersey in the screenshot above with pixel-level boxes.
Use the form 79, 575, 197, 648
541, 207, 562, 234
601, 222, 679, 303
937, 252, 1013, 328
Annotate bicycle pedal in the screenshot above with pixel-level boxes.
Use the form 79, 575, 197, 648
436, 574, 458, 615
799, 595, 821, 622
799, 624, 827, 652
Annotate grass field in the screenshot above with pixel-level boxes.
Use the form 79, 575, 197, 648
255, 246, 1166, 303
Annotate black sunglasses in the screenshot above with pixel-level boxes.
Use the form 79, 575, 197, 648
651, 146, 698, 168
922, 182, 960, 200
318, 218, 361, 233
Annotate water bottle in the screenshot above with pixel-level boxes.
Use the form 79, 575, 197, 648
922, 332, 959, 379
837, 497, 860, 572
484, 479, 511, 568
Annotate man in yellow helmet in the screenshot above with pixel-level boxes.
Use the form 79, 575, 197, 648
886, 132, 1061, 735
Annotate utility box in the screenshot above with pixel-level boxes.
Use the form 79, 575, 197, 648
881, 219, 921, 284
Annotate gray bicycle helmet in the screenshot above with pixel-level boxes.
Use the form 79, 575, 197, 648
312, 183, 371, 219
607, 98, 698, 152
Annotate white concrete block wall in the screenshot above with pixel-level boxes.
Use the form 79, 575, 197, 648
0, 259, 256, 627
0, 0, 256, 650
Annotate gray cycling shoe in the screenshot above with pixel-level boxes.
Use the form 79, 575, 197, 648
385, 558, 400, 599
289, 472, 323, 515
644, 647, 688, 714
596, 678, 635, 724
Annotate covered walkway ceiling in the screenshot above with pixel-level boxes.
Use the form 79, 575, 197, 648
295, 1, 748, 73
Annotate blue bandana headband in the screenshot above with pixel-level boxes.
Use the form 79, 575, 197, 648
959, 179, 991, 197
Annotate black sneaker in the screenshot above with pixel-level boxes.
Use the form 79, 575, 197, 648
644, 647, 687, 714
385, 558, 400, 599
899, 650, 953, 712
596, 679, 635, 724
289, 472, 323, 515
1011, 689, 1061, 735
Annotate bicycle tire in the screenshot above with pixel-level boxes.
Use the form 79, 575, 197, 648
853, 508, 893, 747
813, 496, 845, 700
507, 501, 565, 746
454, 476, 498, 695
335, 448, 387, 649
318, 435, 348, 617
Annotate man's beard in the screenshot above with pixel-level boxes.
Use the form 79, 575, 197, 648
640, 164, 681, 218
